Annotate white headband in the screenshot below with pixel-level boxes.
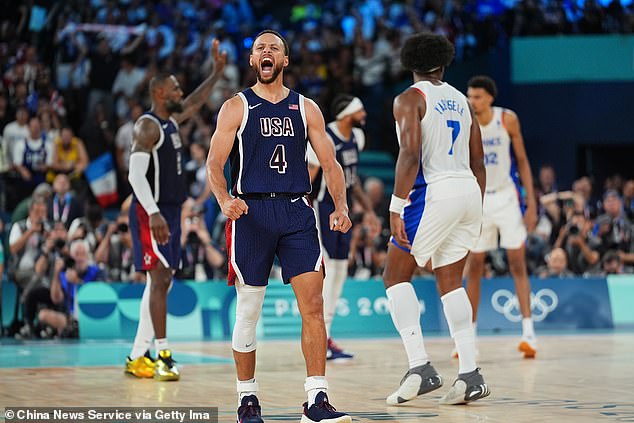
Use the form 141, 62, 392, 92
336, 97, 364, 120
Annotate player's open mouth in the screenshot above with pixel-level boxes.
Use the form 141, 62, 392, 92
260, 57, 274, 77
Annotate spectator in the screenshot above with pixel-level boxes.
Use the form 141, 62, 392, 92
2, 106, 29, 170
12, 115, 53, 200
572, 176, 601, 218
47, 126, 89, 191
601, 250, 623, 275
111, 55, 146, 120
554, 212, 600, 275
176, 199, 225, 281
536, 192, 567, 247
364, 176, 389, 225
47, 174, 83, 229
8, 197, 48, 297
536, 163, 558, 201
594, 190, 632, 258
10, 182, 52, 224
95, 211, 143, 283
79, 102, 115, 162
15, 220, 70, 339
622, 179, 634, 220
537, 247, 573, 278
68, 203, 108, 252
39, 239, 103, 338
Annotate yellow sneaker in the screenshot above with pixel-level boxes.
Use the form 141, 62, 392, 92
154, 349, 180, 381
125, 351, 155, 378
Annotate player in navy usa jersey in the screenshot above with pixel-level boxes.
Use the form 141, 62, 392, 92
307, 94, 379, 361
206, 30, 352, 423
125, 40, 226, 381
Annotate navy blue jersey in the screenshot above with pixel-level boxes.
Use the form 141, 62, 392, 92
229, 88, 310, 195
310, 122, 364, 205
135, 112, 186, 206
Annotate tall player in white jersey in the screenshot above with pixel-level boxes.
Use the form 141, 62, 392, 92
465, 75, 538, 358
383, 33, 489, 406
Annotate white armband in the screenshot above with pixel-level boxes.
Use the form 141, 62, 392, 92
389, 195, 408, 215
128, 152, 160, 215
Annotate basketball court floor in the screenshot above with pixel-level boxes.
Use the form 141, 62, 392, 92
1, 331, 633, 422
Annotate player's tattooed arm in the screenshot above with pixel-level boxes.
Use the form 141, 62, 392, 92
305, 98, 352, 233
468, 103, 486, 201
173, 39, 227, 124
131, 118, 160, 154
206, 96, 248, 221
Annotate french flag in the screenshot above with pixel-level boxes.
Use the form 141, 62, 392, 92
85, 152, 118, 207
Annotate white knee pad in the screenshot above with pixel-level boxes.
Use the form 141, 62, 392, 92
232, 283, 266, 353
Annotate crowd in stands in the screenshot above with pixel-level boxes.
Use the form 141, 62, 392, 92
0, 0, 633, 338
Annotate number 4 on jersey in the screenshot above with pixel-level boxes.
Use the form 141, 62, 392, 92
446, 120, 460, 155
269, 144, 287, 174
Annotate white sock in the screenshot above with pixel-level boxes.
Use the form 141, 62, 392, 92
130, 273, 154, 360
305, 376, 328, 407
522, 317, 536, 340
441, 288, 476, 374
323, 258, 348, 339
237, 378, 258, 406
155, 338, 169, 353
386, 283, 429, 368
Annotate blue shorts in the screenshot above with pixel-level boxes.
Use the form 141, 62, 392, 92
226, 196, 322, 286
130, 198, 182, 271
315, 199, 352, 260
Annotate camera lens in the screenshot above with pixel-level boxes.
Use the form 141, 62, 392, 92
117, 222, 129, 233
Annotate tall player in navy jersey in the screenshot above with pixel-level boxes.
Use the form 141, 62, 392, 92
383, 33, 489, 406
465, 75, 538, 358
125, 40, 226, 381
207, 30, 352, 423
307, 94, 379, 361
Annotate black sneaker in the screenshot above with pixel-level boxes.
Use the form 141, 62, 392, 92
439, 368, 490, 405
386, 362, 443, 405
237, 395, 263, 423
301, 392, 351, 423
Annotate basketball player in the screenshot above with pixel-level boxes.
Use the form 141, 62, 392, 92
465, 75, 538, 358
307, 94, 379, 361
384, 33, 490, 406
207, 30, 352, 423
124, 40, 226, 381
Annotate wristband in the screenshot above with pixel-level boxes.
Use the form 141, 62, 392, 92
389, 195, 408, 214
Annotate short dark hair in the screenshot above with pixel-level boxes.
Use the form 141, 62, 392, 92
252, 30, 289, 56
468, 75, 498, 98
331, 94, 356, 118
149, 73, 172, 92
400, 33, 455, 75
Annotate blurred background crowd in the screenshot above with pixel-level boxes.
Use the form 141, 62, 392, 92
1, 0, 633, 338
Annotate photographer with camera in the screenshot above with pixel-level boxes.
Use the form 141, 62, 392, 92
176, 199, 225, 281
8, 197, 48, 298
594, 190, 634, 272
95, 211, 144, 283
554, 211, 600, 275
16, 221, 69, 339
38, 239, 103, 338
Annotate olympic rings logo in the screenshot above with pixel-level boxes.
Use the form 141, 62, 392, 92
491, 289, 559, 322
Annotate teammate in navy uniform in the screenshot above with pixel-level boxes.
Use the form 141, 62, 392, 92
207, 30, 352, 423
125, 40, 226, 381
307, 94, 379, 361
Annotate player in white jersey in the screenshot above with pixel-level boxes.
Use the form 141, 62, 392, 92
465, 75, 538, 358
383, 33, 489, 406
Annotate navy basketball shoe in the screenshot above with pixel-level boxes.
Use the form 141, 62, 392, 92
237, 395, 263, 423
301, 392, 351, 423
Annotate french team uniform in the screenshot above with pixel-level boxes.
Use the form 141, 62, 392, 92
307, 123, 364, 260
392, 81, 482, 269
471, 106, 527, 253
226, 88, 322, 286
129, 112, 185, 271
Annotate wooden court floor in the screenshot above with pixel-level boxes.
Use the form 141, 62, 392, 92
1, 332, 633, 422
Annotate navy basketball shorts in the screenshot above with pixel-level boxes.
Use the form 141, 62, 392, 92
130, 198, 182, 271
225, 196, 323, 286
314, 199, 352, 260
